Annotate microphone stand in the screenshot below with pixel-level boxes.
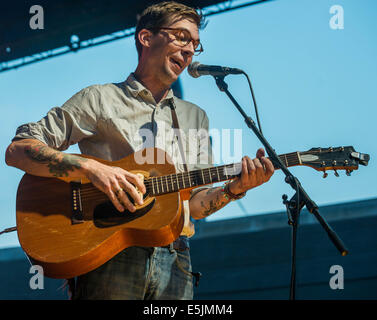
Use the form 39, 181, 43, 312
213, 75, 348, 300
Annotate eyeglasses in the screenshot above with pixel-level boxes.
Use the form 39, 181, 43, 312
151, 27, 204, 55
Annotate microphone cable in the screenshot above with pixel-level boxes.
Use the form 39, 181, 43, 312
240, 71, 263, 136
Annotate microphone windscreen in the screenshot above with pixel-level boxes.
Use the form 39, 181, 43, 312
188, 61, 201, 78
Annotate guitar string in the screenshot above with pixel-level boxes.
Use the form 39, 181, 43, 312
80, 172, 299, 203
79, 165, 342, 203
79, 167, 232, 199
79, 150, 334, 197
80, 156, 349, 201
79, 152, 299, 193
78, 163, 239, 196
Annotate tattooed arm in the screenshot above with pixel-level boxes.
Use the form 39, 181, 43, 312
189, 148, 274, 220
5, 139, 146, 212
189, 186, 232, 220
5, 139, 91, 179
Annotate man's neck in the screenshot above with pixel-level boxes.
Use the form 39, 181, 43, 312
133, 68, 170, 104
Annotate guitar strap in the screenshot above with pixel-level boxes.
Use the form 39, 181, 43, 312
168, 99, 195, 238
169, 99, 188, 172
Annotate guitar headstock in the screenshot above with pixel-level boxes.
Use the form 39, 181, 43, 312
299, 146, 370, 177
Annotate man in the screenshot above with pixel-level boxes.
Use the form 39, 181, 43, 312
5, 2, 274, 299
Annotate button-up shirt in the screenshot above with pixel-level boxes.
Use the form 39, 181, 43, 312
13, 73, 213, 237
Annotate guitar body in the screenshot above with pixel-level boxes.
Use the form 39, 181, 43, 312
16, 148, 184, 279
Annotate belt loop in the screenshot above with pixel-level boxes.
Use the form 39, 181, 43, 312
168, 242, 175, 254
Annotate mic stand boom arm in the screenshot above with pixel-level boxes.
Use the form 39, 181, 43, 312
213, 75, 348, 300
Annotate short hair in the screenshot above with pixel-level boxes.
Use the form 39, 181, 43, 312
135, 1, 206, 59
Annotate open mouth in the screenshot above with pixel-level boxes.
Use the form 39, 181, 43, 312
170, 57, 183, 70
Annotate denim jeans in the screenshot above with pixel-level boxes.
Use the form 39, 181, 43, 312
72, 244, 193, 300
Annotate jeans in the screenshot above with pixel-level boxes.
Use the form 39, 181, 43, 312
72, 244, 194, 300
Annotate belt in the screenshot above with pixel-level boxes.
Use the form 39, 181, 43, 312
165, 236, 190, 252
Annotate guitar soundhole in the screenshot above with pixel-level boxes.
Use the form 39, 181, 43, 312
93, 196, 155, 228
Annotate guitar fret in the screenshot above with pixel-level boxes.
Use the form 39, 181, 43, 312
216, 166, 220, 181
151, 177, 155, 195
177, 173, 181, 190
170, 175, 173, 192
297, 152, 302, 165
284, 154, 288, 167
171, 175, 175, 191
225, 166, 230, 179
156, 177, 160, 194
223, 166, 228, 179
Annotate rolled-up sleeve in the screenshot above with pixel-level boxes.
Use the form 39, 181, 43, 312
12, 86, 99, 151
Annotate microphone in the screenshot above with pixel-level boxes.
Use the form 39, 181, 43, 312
188, 61, 243, 78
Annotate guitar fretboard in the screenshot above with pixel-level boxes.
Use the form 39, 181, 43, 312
145, 152, 300, 196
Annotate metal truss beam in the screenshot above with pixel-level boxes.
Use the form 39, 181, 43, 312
0, 0, 273, 74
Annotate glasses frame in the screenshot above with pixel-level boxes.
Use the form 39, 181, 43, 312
150, 27, 204, 56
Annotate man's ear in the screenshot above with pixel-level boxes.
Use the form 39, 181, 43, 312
138, 29, 154, 49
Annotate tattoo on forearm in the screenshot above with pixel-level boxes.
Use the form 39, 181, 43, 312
24, 144, 87, 177
199, 187, 230, 218
205, 188, 217, 196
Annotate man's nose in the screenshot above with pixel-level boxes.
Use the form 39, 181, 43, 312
182, 41, 195, 56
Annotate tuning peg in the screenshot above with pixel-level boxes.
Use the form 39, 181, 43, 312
334, 169, 339, 177
323, 171, 328, 178
346, 169, 352, 176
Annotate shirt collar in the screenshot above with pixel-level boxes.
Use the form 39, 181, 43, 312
125, 73, 175, 106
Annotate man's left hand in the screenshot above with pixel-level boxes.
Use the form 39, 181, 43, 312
228, 148, 274, 195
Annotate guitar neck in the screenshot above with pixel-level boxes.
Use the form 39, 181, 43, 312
146, 151, 301, 196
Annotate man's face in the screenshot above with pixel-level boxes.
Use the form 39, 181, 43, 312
142, 18, 200, 87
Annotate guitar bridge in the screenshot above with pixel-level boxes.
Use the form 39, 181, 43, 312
70, 182, 84, 224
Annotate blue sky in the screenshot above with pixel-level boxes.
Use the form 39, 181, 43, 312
1, 0, 376, 248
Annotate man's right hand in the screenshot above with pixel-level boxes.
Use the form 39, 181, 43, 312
83, 159, 147, 213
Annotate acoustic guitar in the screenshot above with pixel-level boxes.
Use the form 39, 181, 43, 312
16, 146, 369, 279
